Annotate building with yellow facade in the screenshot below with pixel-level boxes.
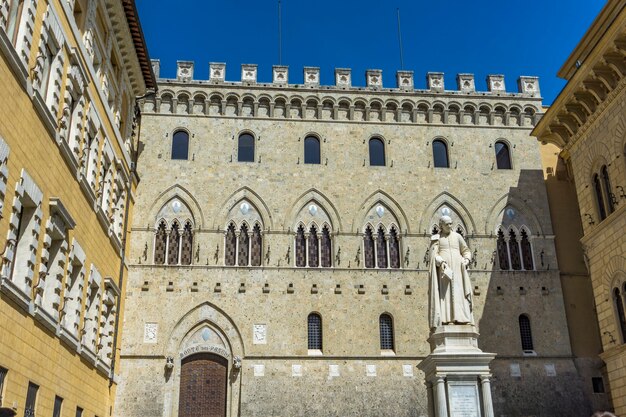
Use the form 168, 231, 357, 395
534, 1, 626, 414
0, 0, 154, 416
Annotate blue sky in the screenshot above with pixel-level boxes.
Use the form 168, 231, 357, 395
135, 0, 605, 105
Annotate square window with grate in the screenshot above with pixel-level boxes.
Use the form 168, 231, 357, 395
25, 382, 38, 417
592, 377, 605, 393
53, 396, 63, 417
379, 314, 394, 350
308, 314, 322, 350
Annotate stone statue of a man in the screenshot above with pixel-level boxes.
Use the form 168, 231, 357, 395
429, 215, 474, 329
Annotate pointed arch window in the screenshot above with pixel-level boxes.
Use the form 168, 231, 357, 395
238, 133, 255, 162
154, 221, 167, 264
308, 225, 319, 267
602, 165, 615, 214
379, 314, 394, 350
180, 222, 193, 265
508, 229, 522, 270
496, 229, 509, 270
167, 222, 180, 264
614, 288, 626, 343
389, 227, 400, 269
295, 225, 306, 267
225, 223, 237, 266
308, 313, 322, 351
495, 141, 512, 169
432, 139, 449, 168
369, 137, 385, 166
376, 227, 388, 269
520, 229, 533, 270
321, 226, 332, 268
238, 224, 250, 266
304, 136, 321, 164
364, 226, 375, 268
519, 315, 534, 352
171, 130, 189, 160
250, 224, 262, 266
594, 173, 607, 221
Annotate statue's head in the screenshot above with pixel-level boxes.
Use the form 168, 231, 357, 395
439, 215, 453, 233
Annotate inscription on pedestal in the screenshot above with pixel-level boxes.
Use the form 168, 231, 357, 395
448, 383, 480, 417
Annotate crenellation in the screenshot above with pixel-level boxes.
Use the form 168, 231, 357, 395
273, 65, 288, 85
241, 64, 258, 84
487, 74, 506, 93
304, 66, 320, 86
176, 60, 194, 82
366, 69, 383, 89
427, 72, 445, 92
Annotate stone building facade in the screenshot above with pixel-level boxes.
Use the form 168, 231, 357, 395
116, 60, 608, 416
534, 1, 626, 415
0, 0, 154, 415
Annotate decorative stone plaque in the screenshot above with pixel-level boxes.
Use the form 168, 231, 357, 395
396, 70, 414, 90
335, 68, 351, 88
366, 69, 383, 88
253, 364, 265, 377
402, 364, 414, 377
241, 64, 258, 83
176, 61, 194, 82
366, 364, 377, 377
253, 324, 267, 344
304, 67, 320, 86
273, 65, 288, 84
292, 364, 303, 377
448, 382, 481, 417
457, 73, 475, 93
427, 72, 445, 92
209, 62, 226, 82
143, 323, 157, 343
510, 363, 521, 377
518, 76, 540, 96
545, 363, 556, 377
329, 364, 340, 377
487, 74, 506, 93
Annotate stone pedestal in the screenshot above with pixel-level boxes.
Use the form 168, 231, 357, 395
419, 325, 495, 417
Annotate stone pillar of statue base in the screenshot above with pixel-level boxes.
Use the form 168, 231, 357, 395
418, 325, 496, 417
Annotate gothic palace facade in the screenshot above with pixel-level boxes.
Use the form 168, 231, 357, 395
114, 60, 608, 417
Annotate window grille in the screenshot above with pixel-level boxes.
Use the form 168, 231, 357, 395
376, 227, 388, 268
167, 222, 180, 265
237, 224, 249, 266
238, 133, 255, 162
432, 140, 449, 168
308, 313, 322, 350
379, 314, 394, 350
495, 141, 512, 169
0, 367, 7, 405
614, 288, 626, 342
508, 229, 521, 270
304, 136, 320, 164
250, 224, 262, 266
295, 226, 306, 267
53, 396, 63, 417
364, 227, 375, 268
389, 227, 400, 269
180, 222, 193, 265
518, 315, 534, 351
308, 226, 319, 267
520, 229, 533, 270
224, 224, 237, 266
171, 130, 189, 160
321, 226, 332, 268
24, 382, 38, 417
369, 138, 385, 166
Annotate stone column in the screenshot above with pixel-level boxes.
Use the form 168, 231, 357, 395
481, 376, 495, 417
434, 376, 448, 417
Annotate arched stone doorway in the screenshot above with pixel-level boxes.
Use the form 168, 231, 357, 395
179, 353, 228, 417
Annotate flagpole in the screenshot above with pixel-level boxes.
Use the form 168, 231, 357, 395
278, 0, 282, 65
397, 8, 404, 70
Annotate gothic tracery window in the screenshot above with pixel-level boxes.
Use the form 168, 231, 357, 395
308, 225, 319, 267
388, 227, 400, 269
364, 226, 375, 268
294, 223, 332, 268
497, 227, 534, 271
180, 221, 193, 265
376, 227, 388, 269
364, 225, 401, 269
225, 223, 237, 266
154, 221, 167, 264
225, 222, 262, 267
508, 229, 522, 270
496, 229, 509, 270
250, 224, 262, 266
321, 226, 332, 268
167, 222, 180, 265
602, 165, 615, 214
296, 225, 306, 267
520, 229, 533, 270
238, 224, 250, 266
614, 287, 626, 343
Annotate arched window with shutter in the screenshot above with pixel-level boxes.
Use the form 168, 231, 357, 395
238, 133, 255, 162
519, 314, 534, 352
308, 313, 322, 351
369, 138, 385, 166
304, 136, 321, 164
171, 130, 189, 160
495, 141, 512, 169
154, 221, 167, 264
432, 139, 449, 168
379, 314, 394, 350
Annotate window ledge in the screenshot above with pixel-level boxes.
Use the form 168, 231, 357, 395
0, 277, 31, 312
307, 349, 323, 356
32, 90, 58, 138
522, 350, 537, 357
32, 304, 59, 334
80, 344, 97, 365
57, 135, 79, 176
380, 349, 396, 356
58, 326, 80, 352
0, 28, 31, 95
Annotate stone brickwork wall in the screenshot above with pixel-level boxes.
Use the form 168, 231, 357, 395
116, 68, 600, 417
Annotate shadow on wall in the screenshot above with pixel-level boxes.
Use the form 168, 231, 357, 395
476, 169, 594, 417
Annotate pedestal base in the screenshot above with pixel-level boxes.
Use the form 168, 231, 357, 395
419, 325, 496, 417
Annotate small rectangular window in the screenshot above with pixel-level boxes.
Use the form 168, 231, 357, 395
592, 377, 605, 393
53, 396, 63, 417
0, 366, 7, 405
75, 406, 83, 417
25, 382, 39, 417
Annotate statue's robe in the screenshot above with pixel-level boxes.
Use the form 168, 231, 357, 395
429, 232, 474, 329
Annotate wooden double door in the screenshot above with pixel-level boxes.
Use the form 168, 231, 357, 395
179, 353, 228, 417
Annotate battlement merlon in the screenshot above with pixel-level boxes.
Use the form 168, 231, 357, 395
151, 60, 541, 98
